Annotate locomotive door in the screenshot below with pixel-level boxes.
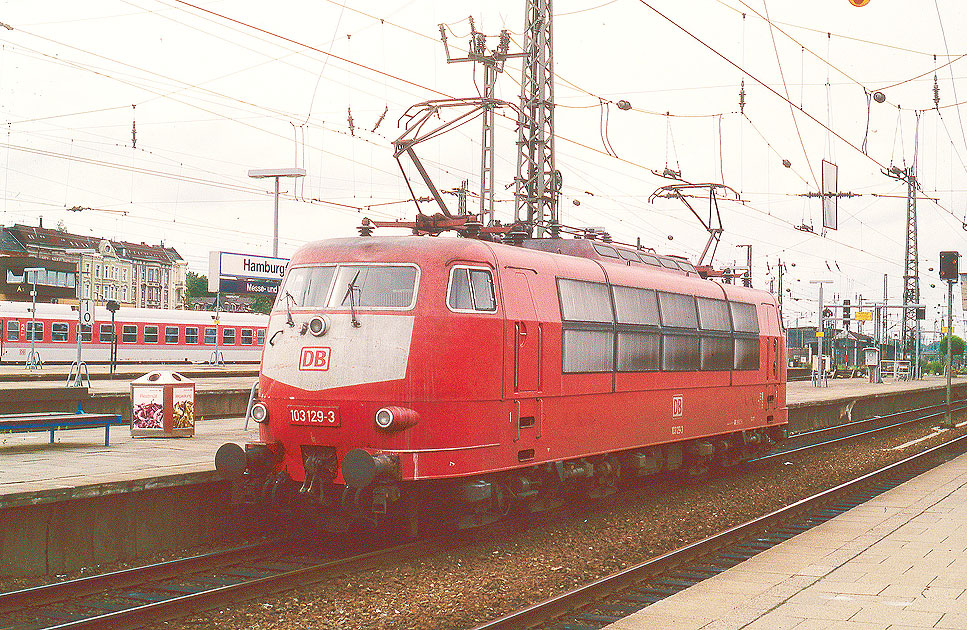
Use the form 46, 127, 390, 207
503, 269, 542, 394
502, 268, 542, 457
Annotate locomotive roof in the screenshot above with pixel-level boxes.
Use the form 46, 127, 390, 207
291, 236, 775, 306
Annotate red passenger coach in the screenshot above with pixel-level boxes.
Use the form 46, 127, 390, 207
217, 236, 787, 532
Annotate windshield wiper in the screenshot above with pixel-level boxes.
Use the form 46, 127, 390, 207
284, 291, 297, 327
343, 271, 362, 328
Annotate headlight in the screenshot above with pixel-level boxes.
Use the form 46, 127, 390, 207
375, 408, 394, 429
250, 402, 269, 424
374, 406, 419, 431
308, 316, 329, 337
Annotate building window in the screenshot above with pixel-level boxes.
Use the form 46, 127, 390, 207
6, 320, 19, 341
185, 327, 199, 344
144, 326, 159, 343
165, 326, 179, 344
95, 265, 101, 278
122, 324, 137, 343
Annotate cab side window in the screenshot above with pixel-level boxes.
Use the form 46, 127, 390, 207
447, 267, 497, 312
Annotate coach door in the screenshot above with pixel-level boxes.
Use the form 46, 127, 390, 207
503, 269, 542, 394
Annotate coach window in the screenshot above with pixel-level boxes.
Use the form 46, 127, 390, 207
81, 324, 93, 342
185, 327, 199, 344
558, 278, 614, 373
448, 267, 497, 312
26, 321, 43, 341
6, 320, 18, 341
240, 329, 253, 345
122, 324, 137, 343
256, 329, 265, 345
100, 323, 114, 342
165, 326, 179, 344
697, 297, 733, 370
204, 327, 216, 345
52, 322, 69, 342
731, 302, 760, 370
144, 326, 159, 344
222, 328, 236, 345
613, 285, 660, 372
658, 292, 699, 371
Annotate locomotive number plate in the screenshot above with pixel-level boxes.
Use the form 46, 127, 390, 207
289, 406, 340, 426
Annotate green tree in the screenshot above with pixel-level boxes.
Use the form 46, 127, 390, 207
251, 295, 273, 314
939, 335, 965, 361
185, 272, 213, 309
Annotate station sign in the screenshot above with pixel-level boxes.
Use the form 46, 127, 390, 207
854, 311, 873, 321
208, 251, 289, 295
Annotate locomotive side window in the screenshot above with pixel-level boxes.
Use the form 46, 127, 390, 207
331, 265, 419, 309
662, 334, 700, 371
613, 286, 660, 372
658, 292, 699, 371
558, 279, 614, 373
144, 326, 159, 344
52, 322, 69, 342
100, 323, 114, 342
658, 292, 698, 328
6, 320, 18, 341
731, 302, 760, 370
165, 326, 179, 344
122, 325, 137, 343
617, 249, 640, 262
638, 252, 661, 266
447, 267, 497, 312
185, 327, 199, 344
697, 297, 734, 370
592, 243, 620, 259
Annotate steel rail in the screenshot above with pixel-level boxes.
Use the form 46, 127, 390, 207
470, 432, 967, 630
0, 539, 286, 615
757, 399, 967, 462
2, 538, 425, 630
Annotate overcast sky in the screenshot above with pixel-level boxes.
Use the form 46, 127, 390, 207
0, 0, 964, 333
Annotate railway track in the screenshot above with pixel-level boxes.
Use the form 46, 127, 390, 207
3, 403, 962, 630
0, 535, 420, 630
470, 413, 967, 630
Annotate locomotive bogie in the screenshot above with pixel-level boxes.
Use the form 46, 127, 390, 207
218, 236, 787, 532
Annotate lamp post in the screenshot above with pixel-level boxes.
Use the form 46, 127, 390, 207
247, 168, 306, 257
23, 267, 43, 369
810, 279, 834, 387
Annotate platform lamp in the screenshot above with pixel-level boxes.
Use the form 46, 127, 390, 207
247, 168, 306, 257
22, 267, 43, 370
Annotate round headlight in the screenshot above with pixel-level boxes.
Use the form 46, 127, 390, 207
308, 316, 328, 337
375, 408, 394, 429
250, 402, 269, 424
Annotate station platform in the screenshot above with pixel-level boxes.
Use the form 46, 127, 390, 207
605, 450, 967, 630
0, 374, 964, 578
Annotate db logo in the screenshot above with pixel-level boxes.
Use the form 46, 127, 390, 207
672, 395, 683, 418
299, 347, 331, 371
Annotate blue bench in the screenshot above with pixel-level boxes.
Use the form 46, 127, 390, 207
0, 411, 124, 446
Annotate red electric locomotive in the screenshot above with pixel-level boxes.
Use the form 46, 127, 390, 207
216, 235, 786, 532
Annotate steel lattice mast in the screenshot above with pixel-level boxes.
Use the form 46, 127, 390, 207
901, 167, 919, 360
514, 0, 559, 237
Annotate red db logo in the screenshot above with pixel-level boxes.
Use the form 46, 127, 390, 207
299, 347, 331, 371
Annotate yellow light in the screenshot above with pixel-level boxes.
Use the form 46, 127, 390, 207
849, 0, 871, 6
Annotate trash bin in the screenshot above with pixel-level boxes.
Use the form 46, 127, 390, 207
130, 371, 195, 437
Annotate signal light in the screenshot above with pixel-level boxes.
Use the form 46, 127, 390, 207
939, 251, 959, 281
849, 0, 871, 6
